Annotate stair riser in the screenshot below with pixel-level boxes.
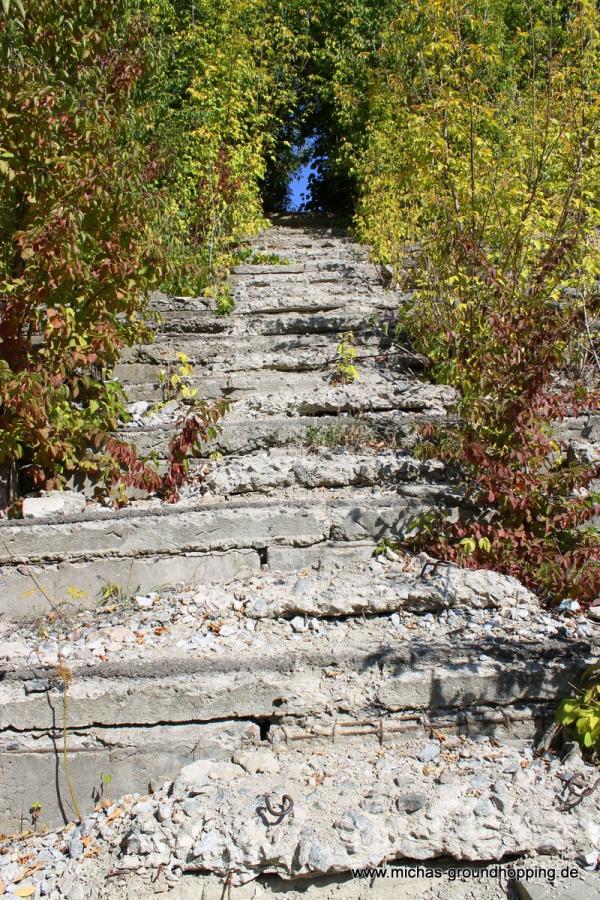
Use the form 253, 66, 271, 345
0, 496, 458, 618
0, 721, 260, 832
155, 312, 393, 337
0, 704, 550, 832
117, 414, 435, 458
2, 654, 579, 732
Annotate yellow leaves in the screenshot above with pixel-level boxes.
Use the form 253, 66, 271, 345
13, 888, 36, 898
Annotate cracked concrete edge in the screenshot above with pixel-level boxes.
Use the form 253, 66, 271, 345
0, 497, 463, 616
0, 702, 555, 833
0, 549, 261, 620
1, 635, 590, 730
0, 720, 261, 832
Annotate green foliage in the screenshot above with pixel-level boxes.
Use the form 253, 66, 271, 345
305, 418, 375, 450
234, 247, 291, 266
557, 664, 600, 750
146, 0, 306, 292
355, 0, 600, 603
0, 0, 168, 499
158, 353, 198, 404
333, 331, 360, 384
0, 0, 302, 502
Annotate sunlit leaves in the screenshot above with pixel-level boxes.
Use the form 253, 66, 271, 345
0, 0, 167, 496
354, 0, 600, 603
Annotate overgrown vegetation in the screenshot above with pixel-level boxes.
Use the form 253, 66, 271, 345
0, 0, 303, 506
333, 331, 360, 384
557, 663, 600, 750
353, 0, 600, 605
306, 418, 376, 451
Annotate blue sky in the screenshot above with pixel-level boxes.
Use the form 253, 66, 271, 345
288, 159, 313, 210
287, 138, 318, 210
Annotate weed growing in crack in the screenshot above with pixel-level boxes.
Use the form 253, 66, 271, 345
157, 353, 198, 404
305, 418, 376, 451
100, 581, 142, 612
332, 331, 360, 385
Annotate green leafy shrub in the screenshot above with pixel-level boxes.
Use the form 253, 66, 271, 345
557, 664, 600, 750
333, 331, 360, 384
147, 0, 305, 294
0, 0, 301, 504
356, 0, 600, 604
0, 0, 169, 500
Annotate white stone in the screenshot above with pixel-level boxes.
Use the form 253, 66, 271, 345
22, 490, 86, 519
135, 596, 155, 609
233, 750, 280, 775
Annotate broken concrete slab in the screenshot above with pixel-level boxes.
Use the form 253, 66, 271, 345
23, 490, 87, 519
0, 549, 261, 619
0, 721, 261, 832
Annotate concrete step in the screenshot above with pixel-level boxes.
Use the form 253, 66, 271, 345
117, 331, 401, 375
155, 307, 394, 337
3, 733, 599, 892
117, 410, 447, 459
196, 449, 451, 498
120, 379, 453, 433
121, 364, 428, 403
0, 490, 462, 618
0, 556, 593, 830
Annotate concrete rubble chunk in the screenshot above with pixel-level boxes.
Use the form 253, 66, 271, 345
22, 489, 86, 518
2, 737, 599, 892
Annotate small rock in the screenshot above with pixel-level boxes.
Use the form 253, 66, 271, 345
234, 750, 279, 775
396, 792, 428, 814
438, 769, 459, 786
132, 799, 156, 816
558, 598, 580, 613
102, 625, 132, 643
0, 862, 20, 881
470, 774, 491, 790
361, 794, 387, 814
173, 759, 213, 798
128, 400, 151, 417
561, 741, 582, 765
290, 616, 306, 633
24, 679, 49, 694
135, 596, 155, 610
473, 799, 495, 817
0, 640, 28, 659
491, 781, 511, 813
68, 830, 84, 860
418, 741, 441, 763
157, 801, 173, 822
538, 837, 561, 854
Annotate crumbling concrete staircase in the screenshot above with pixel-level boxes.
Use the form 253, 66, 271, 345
0, 217, 598, 892
0, 217, 460, 617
